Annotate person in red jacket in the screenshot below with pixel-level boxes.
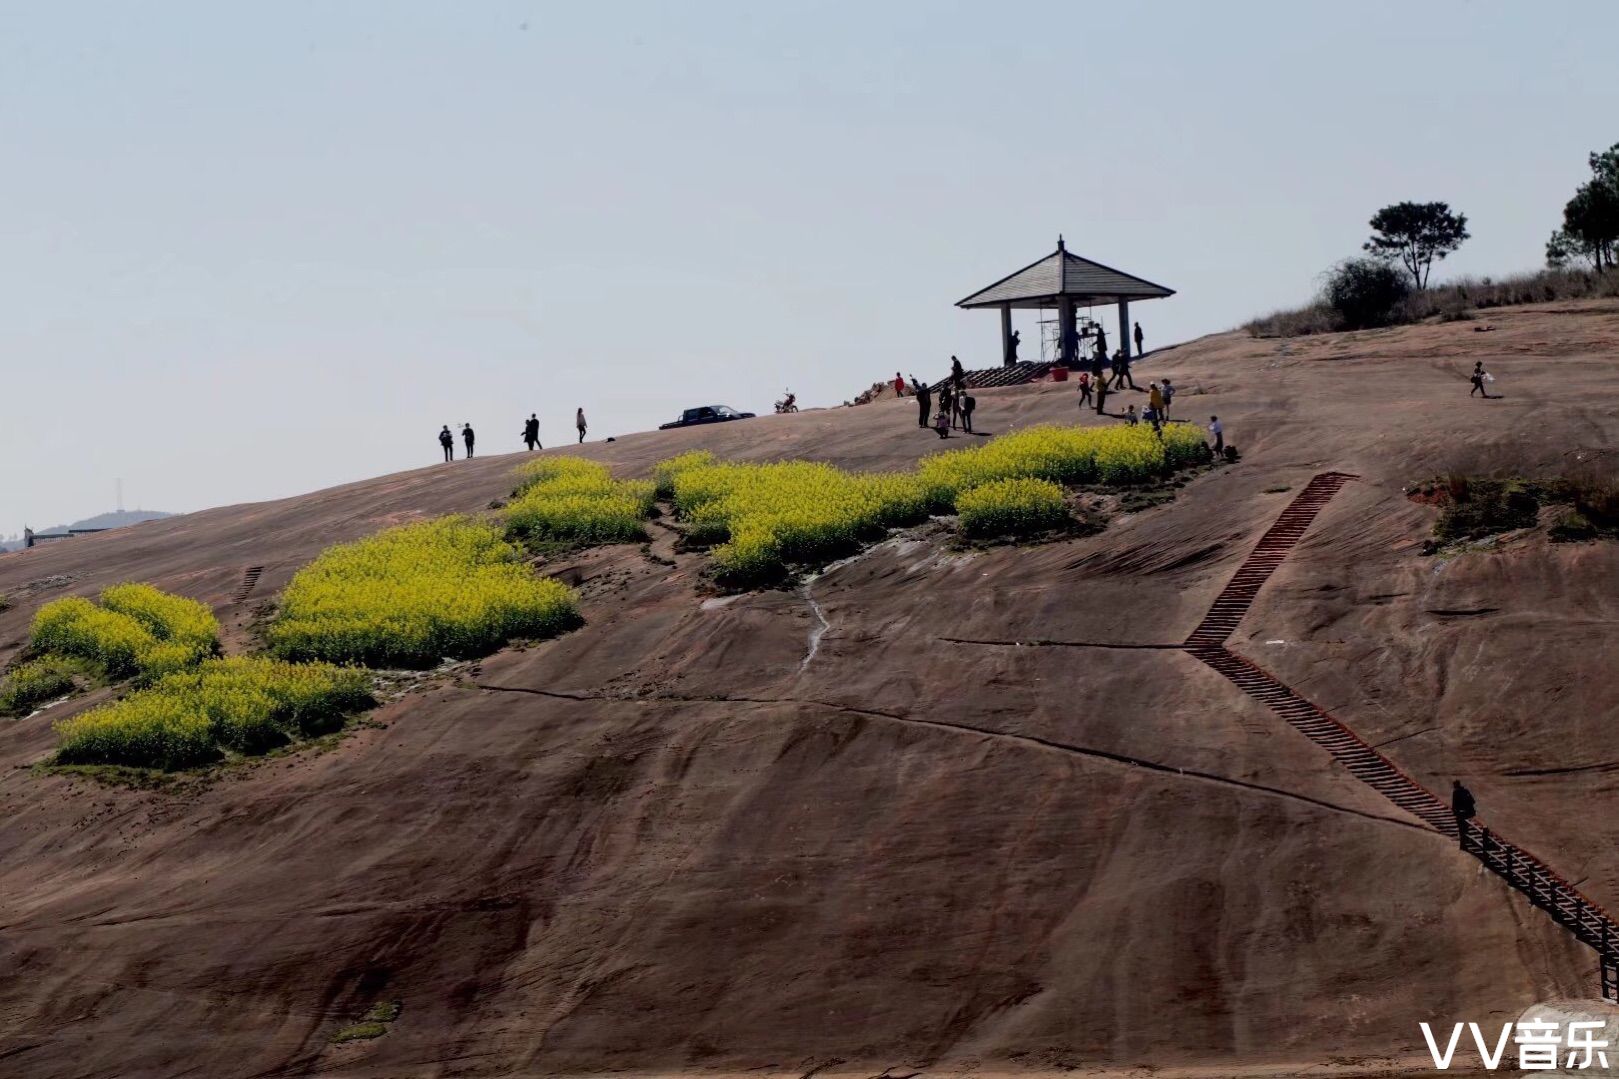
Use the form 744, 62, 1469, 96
892, 371, 906, 396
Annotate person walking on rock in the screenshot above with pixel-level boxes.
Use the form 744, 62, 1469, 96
960, 390, 976, 434
1149, 381, 1165, 420
1451, 779, 1477, 847
462, 423, 476, 459
575, 408, 587, 444
914, 377, 932, 428
1208, 415, 1224, 457
1469, 361, 1496, 399
1112, 349, 1137, 391
1077, 370, 1093, 409
522, 413, 541, 451
438, 425, 454, 463
1095, 368, 1110, 415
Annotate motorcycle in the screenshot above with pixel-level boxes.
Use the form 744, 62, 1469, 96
774, 391, 798, 414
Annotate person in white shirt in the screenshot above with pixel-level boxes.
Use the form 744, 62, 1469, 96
1208, 415, 1224, 456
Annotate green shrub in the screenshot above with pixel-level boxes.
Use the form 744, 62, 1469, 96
1549, 510, 1598, 542
1433, 477, 1540, 542
31, 585, 219, 681
504, 457, 654, 546
54, 657, 374, 770
957, 478, 1070, 538
0, 657, 79, 716
268, 517, 581, 668
1324, 258, 1411, 330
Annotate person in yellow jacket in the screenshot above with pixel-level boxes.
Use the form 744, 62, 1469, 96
1148, 382, 1165, 416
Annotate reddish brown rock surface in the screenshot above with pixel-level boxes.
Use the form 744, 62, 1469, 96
3, 301, 1619, 1077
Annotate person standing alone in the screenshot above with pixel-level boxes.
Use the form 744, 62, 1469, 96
438, 425, 454, 463
576, 407, 587, 444
523, 413, 541, 451
1451, 780, 1477, 847
914, 377, 932, 429
1208, 415, 1224, 457
1134, 321, 1144, 357
462, 423, 476, 459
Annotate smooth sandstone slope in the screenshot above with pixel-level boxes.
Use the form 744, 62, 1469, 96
1, 301, 1616, 1077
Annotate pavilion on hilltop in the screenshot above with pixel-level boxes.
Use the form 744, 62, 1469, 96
957, 237, 1175, 367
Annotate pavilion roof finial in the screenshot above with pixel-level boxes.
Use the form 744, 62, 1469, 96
1057, 234, 1065, 252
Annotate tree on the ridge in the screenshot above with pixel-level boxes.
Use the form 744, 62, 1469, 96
1363, 201, 1470, 290
1546, 144, 1619, 272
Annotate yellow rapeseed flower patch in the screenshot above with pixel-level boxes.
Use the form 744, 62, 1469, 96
661, 421, 1209, 584
267, 516, 581, 668
957, 477, 1070, 538
504, 457, 655, 546
668, 460, 935, 584
54, 657, 374, 770
31, 583, 220, 681
917, 421, 1207, 498
0, 656, 79, 716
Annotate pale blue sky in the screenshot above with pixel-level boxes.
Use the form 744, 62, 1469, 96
2, 1, 1614, 535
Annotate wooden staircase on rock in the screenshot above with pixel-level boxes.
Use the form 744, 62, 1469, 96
1181, 471, 1619, 1000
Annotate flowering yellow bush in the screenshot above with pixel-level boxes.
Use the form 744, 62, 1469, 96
662, 421, 1208, 584
268, 517, 581, 667
31, 584, 219, 680
918, 422, 1207, 499
504, 457, 655, 546
653, 450, 716, 498
54, 657, 374, 770
957, 477, 1070, 537
668, 460, 934, 584
0, 656, 79, 716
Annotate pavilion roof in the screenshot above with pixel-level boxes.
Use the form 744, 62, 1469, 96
956, 238, 1175, 310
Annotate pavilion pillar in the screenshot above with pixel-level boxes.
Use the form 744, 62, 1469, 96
1000, 304, 1013, 367
1118, 298, 1131, 360
1058, 296, 1076, 367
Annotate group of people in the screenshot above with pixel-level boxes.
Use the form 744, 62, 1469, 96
1002, 322, 1144, 364
896, 337, 1228, 458
436, 408, 589, 462
898, 356, 978, 439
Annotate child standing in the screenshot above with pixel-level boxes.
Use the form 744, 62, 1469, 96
1125, 404, 1138, 426
1077, 371, 1093, 408
933, 406, 951, 439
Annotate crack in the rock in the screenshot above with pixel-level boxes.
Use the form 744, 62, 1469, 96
941, 637, 1183, 650
1370, 725, 1439, 750
472, 683, 1428, 833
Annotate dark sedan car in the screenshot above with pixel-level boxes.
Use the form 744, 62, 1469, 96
658, 405, 756, 430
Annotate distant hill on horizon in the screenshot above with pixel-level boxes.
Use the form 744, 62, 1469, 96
0, 509, 173, 552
